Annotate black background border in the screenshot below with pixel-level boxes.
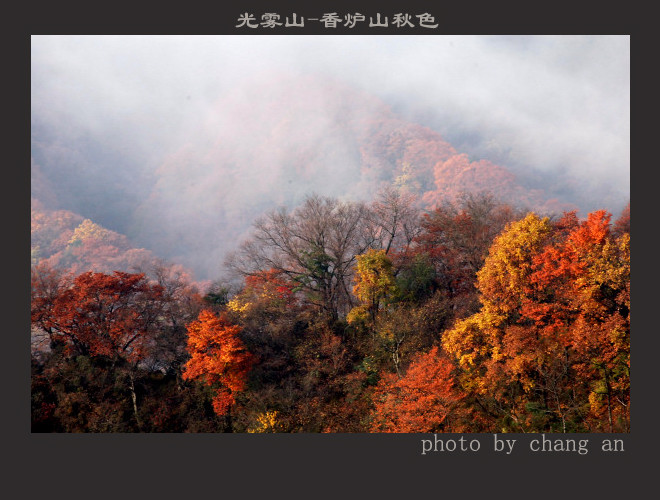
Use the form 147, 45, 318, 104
13, 1, 648, 496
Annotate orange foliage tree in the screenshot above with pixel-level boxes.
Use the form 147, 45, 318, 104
370, 346, 466, 432
524, 210, 630, 431
183, 310, 254, 424
441, 210, 630, 432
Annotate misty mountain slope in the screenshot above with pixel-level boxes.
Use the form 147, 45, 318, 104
32, 73, 577, 281
31, 198, 169, 277
127, 75, 567, 279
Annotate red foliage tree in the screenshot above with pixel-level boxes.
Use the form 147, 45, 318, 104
31, 265, 170, 430
612, 202, 630, 237
414, 193, 518, 312
31, 266, 165, 362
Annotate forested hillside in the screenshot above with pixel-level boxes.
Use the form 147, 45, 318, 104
31, 198, 173, 277
31, 190, 630, 433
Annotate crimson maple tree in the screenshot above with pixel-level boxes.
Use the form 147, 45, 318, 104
31, 266, 165, 361
31, 265, 172, 430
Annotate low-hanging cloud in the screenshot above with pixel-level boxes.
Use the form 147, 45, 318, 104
31, 35, 630, 280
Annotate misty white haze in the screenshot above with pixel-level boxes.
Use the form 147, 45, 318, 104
31, 35, 630, 280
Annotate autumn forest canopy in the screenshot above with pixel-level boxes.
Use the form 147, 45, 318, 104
31, 37, 629, 433
31, 189, 630, 433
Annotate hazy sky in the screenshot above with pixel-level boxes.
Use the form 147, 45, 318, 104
31, 35, 629, 190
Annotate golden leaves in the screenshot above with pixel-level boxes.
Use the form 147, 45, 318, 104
440, 208, 630, 430
247, 410, 281, 433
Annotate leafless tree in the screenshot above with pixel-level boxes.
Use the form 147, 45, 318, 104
366, 186, 422, 256
226, 194, 375, 321
226, 188, 425, 321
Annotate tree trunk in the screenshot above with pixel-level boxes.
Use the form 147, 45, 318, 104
128, 372, 142, 431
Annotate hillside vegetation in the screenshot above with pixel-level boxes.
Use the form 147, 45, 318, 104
31, 191, 630, 433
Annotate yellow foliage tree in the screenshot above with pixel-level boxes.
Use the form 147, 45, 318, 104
347, 249, 397, 327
